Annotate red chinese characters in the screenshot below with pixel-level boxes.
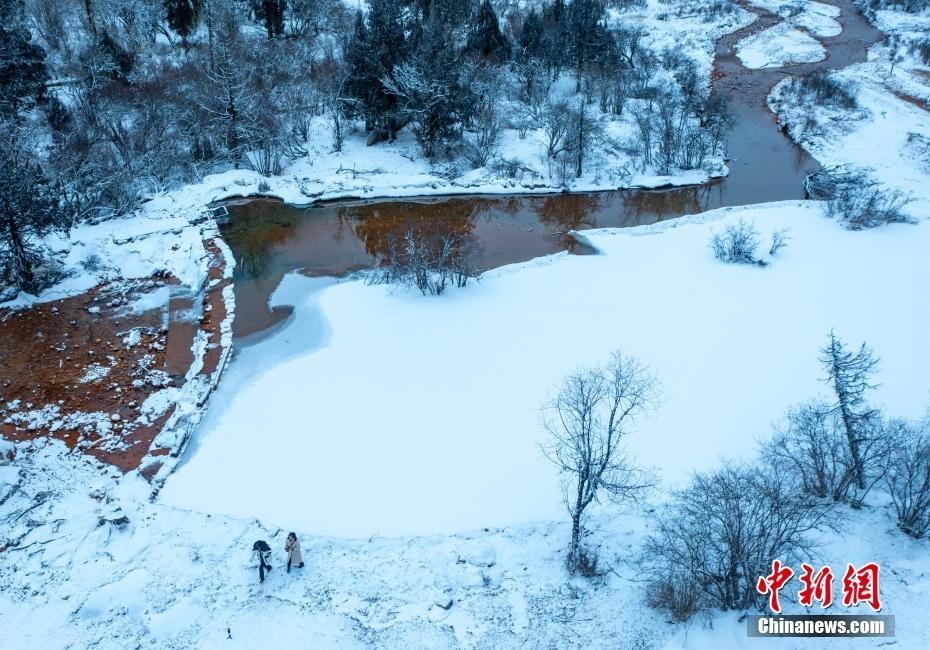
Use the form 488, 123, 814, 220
756, 559, 794, 614
798, 563, 834, 609
842, 562, 882, 612
757, 561, 882, 613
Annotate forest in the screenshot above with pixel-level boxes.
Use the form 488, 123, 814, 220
0, 0, 737, 296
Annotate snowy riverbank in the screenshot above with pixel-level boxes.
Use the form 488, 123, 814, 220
3, 198, 929, 648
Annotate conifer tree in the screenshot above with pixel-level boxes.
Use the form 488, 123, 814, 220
0, 0, 48, 117
165, 0, 201, 39
0, 125, 62, 295
465, 0, 510, 63
820, 331, 881, 490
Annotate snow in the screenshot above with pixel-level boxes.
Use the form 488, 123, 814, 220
736, 22, 826, 69
3, 435, 930, 649
161, 201, 930, 538
3, 2, 930, 647
748, 0, 842, 37
770, 59, 930, 218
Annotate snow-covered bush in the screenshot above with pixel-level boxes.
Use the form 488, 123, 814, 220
763, 401, 895, 507
885, 421, 930, 538
768, 229, 790, 256
807, 166, 914, 229
784, 71, 859, 110
461, 100, 502, 169
367, 228, 478, 296
861, 0, 929, 16
646, 572, 702, 622
911, 38, 930, 66
709, 218, 763, 265
826, 183, 913, 230
644, 462, 831, 617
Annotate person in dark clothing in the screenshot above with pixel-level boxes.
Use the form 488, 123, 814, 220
251, 540, 273, 583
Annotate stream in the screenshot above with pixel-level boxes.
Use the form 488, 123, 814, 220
221, 0, 882, 339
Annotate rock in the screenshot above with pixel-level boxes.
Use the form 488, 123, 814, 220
87, 306, 101, 315
459, 543, 496, 568
435, 597, 453, 611
97, 504, 129, 528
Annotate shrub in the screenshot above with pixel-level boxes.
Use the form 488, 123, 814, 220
763, 402, 895, 507
769, 229, 790, 256
826, 184, 913, 230
646, 572, 702, 622
807, 166, 914, 229
645, 462, 831, 617
786, 72, 858, 110
367, 228, 479, 295
885, 421, 930, 538
911, 38, 930, 66
710, 218, 763, 265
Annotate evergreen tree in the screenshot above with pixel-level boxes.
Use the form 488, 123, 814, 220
465, 0, 510, 63
517, 9, 544, 61
540, 0, 569, 72
263, 0, 285, 38
344, 0, 407, 137
567, 0, 610, 76
385, 14, 471, 157
820, 331, 881, 491
0, 124, 62, 295
0, 1, 49, 117
165, 0, 201, 39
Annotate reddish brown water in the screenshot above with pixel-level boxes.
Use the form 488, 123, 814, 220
223, 0, 881, 339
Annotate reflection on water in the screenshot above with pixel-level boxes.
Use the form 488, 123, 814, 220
221, 184, 730, 337
221, 0, 881, 339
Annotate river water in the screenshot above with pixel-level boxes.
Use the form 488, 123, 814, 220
221, 0, 881, 339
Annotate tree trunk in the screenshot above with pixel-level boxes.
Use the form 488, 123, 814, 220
838, 400, 866, 490
6, 212, 36, 295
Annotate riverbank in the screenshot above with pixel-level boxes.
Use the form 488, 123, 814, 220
3, 199, 929, 648
3, 1, 929, 647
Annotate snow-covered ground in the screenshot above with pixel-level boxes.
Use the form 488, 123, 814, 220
5, 2, 930, 647
735, 1, 842, 69
769, 9, 930, 217
3, 200, 930, 648
736, 22, 826, 69
749, 0, 842, 36
162, 202, 930, 538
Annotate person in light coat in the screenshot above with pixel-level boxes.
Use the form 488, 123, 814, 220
285, 532, 304, 573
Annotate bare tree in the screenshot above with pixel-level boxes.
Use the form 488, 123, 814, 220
645, 462, 832, 618
462, 97, 502, 169
764, 400, 894, 507
885, 420, 930, 538
541, 98, 571, 160
542, 352, 657, 571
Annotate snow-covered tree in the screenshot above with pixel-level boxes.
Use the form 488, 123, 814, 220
384, 16, 471, 157
0, 124, 63, 295
344, 0, 407, 139
465, 0, 510, 63
542, 352, 657, 571
0, 0, 49, 117
820, 331, 880, 491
